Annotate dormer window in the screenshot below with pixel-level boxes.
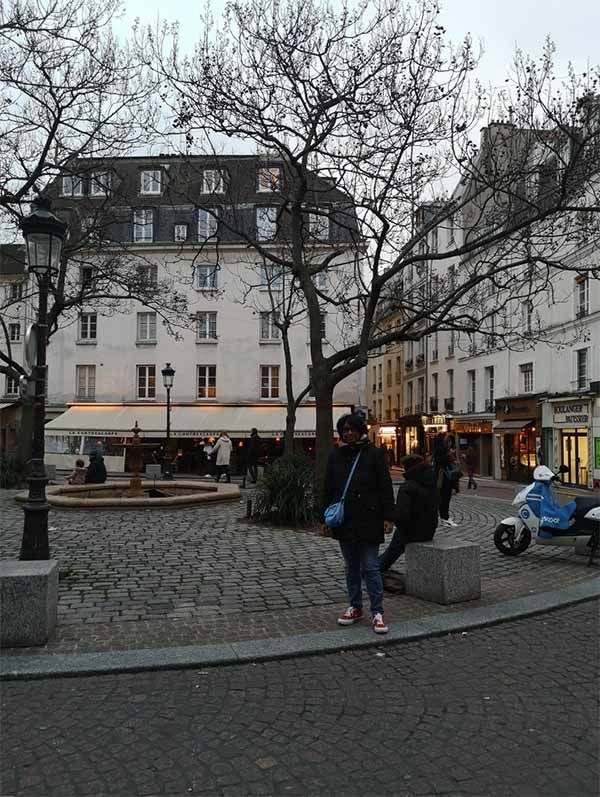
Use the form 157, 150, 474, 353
174, 224, 188, 242
198, 209, 218, 241
90, 171, 112, 197
257, 166, 282, 193
202, 169, 226, 194
309, 211, 330, 242
61, 175, 83, 197
140, 169, 162, 195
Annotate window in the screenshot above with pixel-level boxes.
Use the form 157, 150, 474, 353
140, 169, 161, 195
319, 312, 327, 340
447, 331, 455, 357
386, 395, 392, 420
371, 365, 376, 393
197, 264, 218, 290
197, 311, 217, 341
9, 283, 23, 300
576, 349, 588, 390
257, 166, 282, 193
522, 301, 533, 335
260, 365, 280, 398
386, 359, 392, 387
406, 381, 413, 413
447, 369, 454, 398
448, 265, 456, 290
174, 224, 188, 242
79, 313, 97, 341
137, 312, 157, 343
90, 172, 111, 197
430, 228, 438, 253
198, 208, 218, 241
576, 276, 589, 318
136, 264, 158, 288
202, 169, 226, 194
487, 313, 497, 349
485, 366, 495, 410
309, 212, 330, 242
520, 362, 534, 394
80, 266, 94, 290
8, 323, 20, 342
378, 363, 382, 390
5, 374, 19, 396
372, 400, 377, 419
76, 365, 96, 400
259, 263, 283, 291
395, 356, 401, 384
260, 311, 280, 340
396, 393, 401, 415
432, 373, 438, 401
315, 268, 327, 288
197, 365, 217, 399
61, 175, 83, 197
431, 331, 439, 360
467, 370, 476, 413
133, 209, 153, 242
256, 207, 277, 241
448, 212, 455, 243
137, 365, 156, 399
417, 377, 425, 411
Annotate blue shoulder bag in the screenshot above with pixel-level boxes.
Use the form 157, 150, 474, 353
324, 450, 362, 528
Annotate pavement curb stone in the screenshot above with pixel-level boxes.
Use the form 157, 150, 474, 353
2, 577, 598, 681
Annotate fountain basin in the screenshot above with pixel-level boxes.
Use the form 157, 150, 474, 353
14, 480, 240, 508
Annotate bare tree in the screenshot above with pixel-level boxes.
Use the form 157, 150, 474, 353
145, 0, 600, 488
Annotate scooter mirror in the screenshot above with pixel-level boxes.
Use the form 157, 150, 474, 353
558, 465, 569, 474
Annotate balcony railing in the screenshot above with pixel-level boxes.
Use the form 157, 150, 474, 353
416, 353, 425, 366
467, 401, 475, 413
414, 401, 424, 413
429, 397, 439, 412
372, 383, 377, 394
444, 397, 455, 411
447, 347, 455, 358
395, 372, 402, 384
405, 358, 413, 370
431, 349, 439, 361
378, 381, 383, 392
576, 307, 589, 319
484, 399, 495, 412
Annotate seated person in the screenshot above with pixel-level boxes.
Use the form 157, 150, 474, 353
85, 450, 107, 484
67, 459, 87, 485
379, 454, 439, 573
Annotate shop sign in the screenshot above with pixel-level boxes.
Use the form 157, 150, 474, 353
454, 421, 493, 434
552, 402, 589, 426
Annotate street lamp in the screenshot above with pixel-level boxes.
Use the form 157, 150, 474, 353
161, 362, 175, 480
19, 196, 67, 560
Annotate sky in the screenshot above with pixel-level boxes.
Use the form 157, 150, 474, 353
119, 0, 600, 91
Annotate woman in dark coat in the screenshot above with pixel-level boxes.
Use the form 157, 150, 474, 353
379, 454, 439, 572
433, 432, 458, 527
321, 413, 395, 634
85, 450, 107, 484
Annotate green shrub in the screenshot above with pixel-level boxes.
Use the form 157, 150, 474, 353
253, 454, 316, 525
0, 456, 27, 489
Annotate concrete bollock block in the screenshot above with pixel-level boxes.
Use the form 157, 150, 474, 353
405, 539, 481, 605
0, 559, 59, 647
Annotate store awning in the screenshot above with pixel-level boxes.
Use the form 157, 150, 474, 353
493, 419, 534, 433
44, 404, 353, 439
0, 402, 17, 412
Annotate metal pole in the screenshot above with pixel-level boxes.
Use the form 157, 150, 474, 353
20, 271, 49, 560
164, 386, 172, 479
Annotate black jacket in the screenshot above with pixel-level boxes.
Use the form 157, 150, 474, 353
322, 440, 395, 544
85, 459, 107, 484
246, 434, 262, 465
395, 462, 439, 542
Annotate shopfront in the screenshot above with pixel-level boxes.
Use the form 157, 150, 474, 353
453, 418, 494, 477
396, 414, 425, 458
494, 396, 542, 483
542, 397, 594, 489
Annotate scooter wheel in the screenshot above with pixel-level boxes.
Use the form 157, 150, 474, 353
494, 523, 531, 555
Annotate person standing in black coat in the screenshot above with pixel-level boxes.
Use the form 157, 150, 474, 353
379, 455, 439, 572
246, 428, 261, 484
320, 413, 395, 634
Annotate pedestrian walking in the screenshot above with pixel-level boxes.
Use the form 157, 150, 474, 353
465, 445, 478, 490
67, 458, 87, 485
447, 434, 461, 494
246, 428, 261, 484
212, 432, 233, 483
320, 413, 395, 634
378, 454, 439, 574
85, 450, 107, 484
433, 432, 458, 527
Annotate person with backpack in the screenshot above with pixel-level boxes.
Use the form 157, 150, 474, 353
320, 413, 395, 634
432, 432, 458, 527
378, 454, 439, 574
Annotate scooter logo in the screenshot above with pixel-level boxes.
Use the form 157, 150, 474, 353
521, 508, 530, 519
541, 515, 560, 526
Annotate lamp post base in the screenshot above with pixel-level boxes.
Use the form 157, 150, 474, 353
20, 498, 50, 560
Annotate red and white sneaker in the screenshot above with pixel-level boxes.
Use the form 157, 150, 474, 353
337, 606, 364, 626
372, 613, 389, 634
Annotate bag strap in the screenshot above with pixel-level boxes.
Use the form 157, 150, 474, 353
340, 450, 362, 502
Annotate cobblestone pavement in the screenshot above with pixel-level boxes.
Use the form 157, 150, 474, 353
2, 601, 598, 797
1, 488, 599, 655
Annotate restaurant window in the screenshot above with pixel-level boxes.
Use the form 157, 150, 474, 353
136, 364, 156, 400
197, 365, 217, 399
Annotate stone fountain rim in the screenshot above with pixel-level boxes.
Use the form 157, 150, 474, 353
14, 480, 240, 508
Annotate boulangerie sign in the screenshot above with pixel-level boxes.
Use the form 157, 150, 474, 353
552, 402, 590, 427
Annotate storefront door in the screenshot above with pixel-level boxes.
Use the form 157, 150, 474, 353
561, 429, 588, 487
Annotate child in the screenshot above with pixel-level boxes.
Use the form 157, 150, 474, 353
67, 459, 87, 485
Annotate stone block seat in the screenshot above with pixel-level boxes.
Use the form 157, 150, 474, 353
405, 539, 481, 605
0, 560, 59, 647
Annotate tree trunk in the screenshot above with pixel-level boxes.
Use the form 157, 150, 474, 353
313, 380, 334, 509
284, 407, 297, 455
281, 329, 297, 456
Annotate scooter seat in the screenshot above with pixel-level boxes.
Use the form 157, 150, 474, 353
574, 496, 600, 531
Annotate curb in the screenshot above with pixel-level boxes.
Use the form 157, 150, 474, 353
1, 578, 598, 681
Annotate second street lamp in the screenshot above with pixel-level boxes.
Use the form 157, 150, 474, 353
161, 362, 175, 480
19, 196, 67, 560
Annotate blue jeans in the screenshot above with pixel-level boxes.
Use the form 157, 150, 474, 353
339, 541, 383, 615
378, 527, 407, 572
